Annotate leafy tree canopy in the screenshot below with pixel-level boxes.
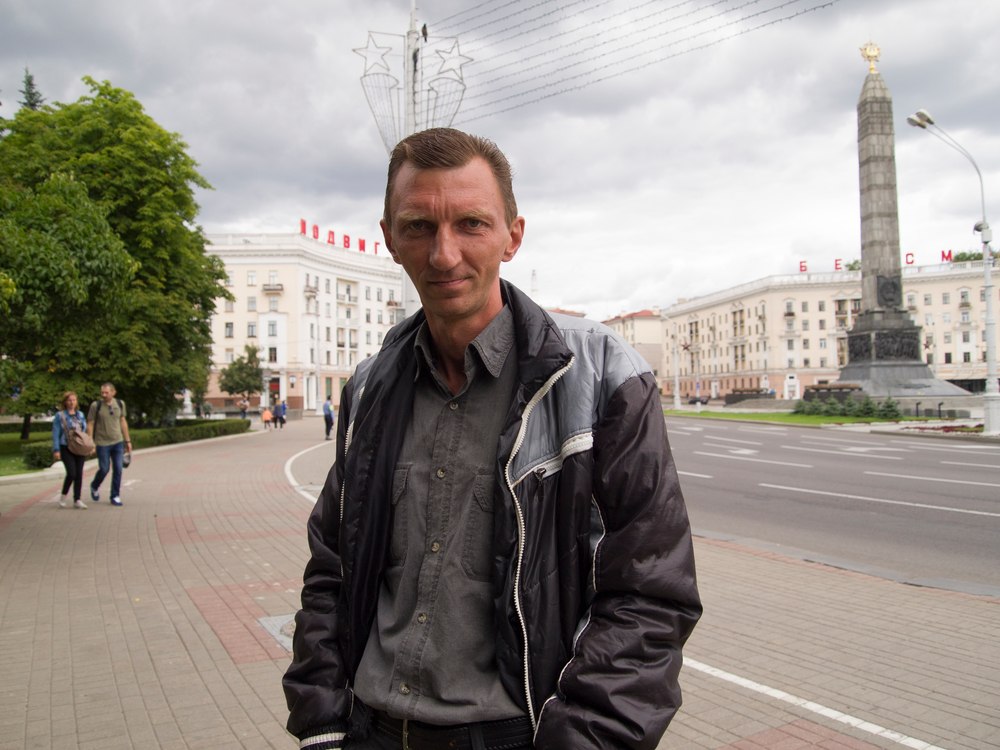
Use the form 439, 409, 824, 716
0, 77, 232, 421
218, 346, 264, 401
0, 174, 136, 420
950, 250, 997, 262
844, 259, 861, 271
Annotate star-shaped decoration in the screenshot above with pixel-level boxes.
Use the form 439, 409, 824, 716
354, 34, 393, 74
435, 41, 472, 78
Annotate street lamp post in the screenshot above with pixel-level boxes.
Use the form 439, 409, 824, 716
662, 314, 683, 411
908, 109, 999, 435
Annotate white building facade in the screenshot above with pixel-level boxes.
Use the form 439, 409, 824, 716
206, 233, 403, 411
660, 260, 999, 401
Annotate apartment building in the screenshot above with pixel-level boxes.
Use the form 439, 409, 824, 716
602, 308, 663, 377
205, 232, 402, 411
659, 260, 998, 400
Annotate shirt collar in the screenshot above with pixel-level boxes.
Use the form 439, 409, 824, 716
413, 305, 515, 383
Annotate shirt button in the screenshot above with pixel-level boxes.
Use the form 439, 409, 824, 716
417, 613, 427, 624
436, 468, 446, 478
449, 402, 458, 410
399, 683, 410, 695
430, 542, 440, 552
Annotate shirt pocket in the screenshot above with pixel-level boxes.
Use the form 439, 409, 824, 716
390, 464, 411, 565
462, 471, 495, 582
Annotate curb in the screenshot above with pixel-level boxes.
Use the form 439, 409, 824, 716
0, 427, 266, 487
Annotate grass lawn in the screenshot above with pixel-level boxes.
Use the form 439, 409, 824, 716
662, 410, 931, 426
0, 453, 45, 477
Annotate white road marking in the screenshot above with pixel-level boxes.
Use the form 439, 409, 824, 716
801, 436, 893, 446
864, 471, 1000, 489
781, 445, 902, 460
703, 444, 759, 455
684, 658, 948, 750
284, 441, 336, 504
678, 470, 713, 479
890, 440, 1000, 454
940, 460, 1000, 470
738, 426, 788, 433
706, 436, 764, 446
761, 483, 1000, 518
694, 451, 812, 468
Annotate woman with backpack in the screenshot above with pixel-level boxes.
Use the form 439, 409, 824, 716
52, 391, 94, 508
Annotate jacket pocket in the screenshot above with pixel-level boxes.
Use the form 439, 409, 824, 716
391, 464, 411, 564
462, 472, 495, 582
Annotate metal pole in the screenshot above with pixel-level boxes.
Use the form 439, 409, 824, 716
663, 315, 682, 410
397, 0, 422, 321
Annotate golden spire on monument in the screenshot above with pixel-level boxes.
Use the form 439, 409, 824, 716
860, 40, 880, 72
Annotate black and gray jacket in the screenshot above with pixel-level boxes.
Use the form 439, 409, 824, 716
283, 281, 701, 749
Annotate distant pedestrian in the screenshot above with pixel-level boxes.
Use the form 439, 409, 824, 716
262, 407, 273, 430
239, 398, 249, 419
322, 396, 333, 440
203, 401, 213, 418
52, 391, 92, 509
278, 400, 287, 429
86, 382, 132, 507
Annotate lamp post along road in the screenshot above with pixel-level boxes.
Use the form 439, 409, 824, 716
662, 315, 683, 411
908, 109, 999, 435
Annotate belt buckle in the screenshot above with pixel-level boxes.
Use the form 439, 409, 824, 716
402, 718, 409, 750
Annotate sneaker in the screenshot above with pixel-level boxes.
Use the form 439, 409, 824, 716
90, 486, 100, 502
111, 497, 122, 506
59, 495, 68, 508
74, 500, 87, 509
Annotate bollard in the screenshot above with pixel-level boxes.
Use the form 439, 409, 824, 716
938, 402, 944, 419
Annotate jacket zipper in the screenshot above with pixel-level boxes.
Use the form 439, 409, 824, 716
504, 355, 575, 732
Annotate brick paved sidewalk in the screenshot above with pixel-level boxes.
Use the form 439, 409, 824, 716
0, 417, 997, 749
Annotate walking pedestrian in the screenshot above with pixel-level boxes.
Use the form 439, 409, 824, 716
262, 406, 272, 431
239, 398, 249, 419
278, 400, 287, 429
322, 395, 333, 440
52, 391, 92, 509
86, 382, 132, 507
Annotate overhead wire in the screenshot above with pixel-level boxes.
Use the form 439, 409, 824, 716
452, 0, 842, 124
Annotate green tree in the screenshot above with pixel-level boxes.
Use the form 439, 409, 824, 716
0, 174, 137, 437
844, 259, 861, 271
0, 77, 231, 422
218, 346, 264, 402
18, 68, 45, 111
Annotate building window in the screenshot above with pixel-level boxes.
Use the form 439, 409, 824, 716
377, 332, 383, 344
247, 323, 257, 337
365, 286, 371, 300
224, 322, 234, 338
803, 358, 810, 367
247, 271, 256, 286
785, 301, 793, 313
804, 339, 811, 349
801, 301, 808, 312
907, 293, 916, 307
925, 314, 933, 325
819, 338, 827, 349
325, 279, 331, 293
787, 339, 794, 351
225, 348, 234, 363
820, 357, 827, 368
366, 309, 371, 322
802, 320, 809, 331
390, 310, 396, 325
942, 293, 950, 304
378, 310, 383, 324
268, 321, 277, 337
346, 308, 352, 319
787, 358, 794, 368
817, 301, 825, 312
310, 348, 315, 364
785, 319, 794, 331
346, 284, 352, 297
388, 289, 394, 302
963, 351, 972, 363
247, 296, 256, 311
927, 354, 933, 365
224, 299, 234, 312
944, 333, 952, 344
942, 313, 951, 324
943, 352, 952, 364
366, 331, 372, 344
326, 326, 331, 341
325, 303, 331, 317
326, 351, 331, 365
982, 289, 988, 302
310, 323, 315, 339
268, 347, 277, 362
960, 290, 970, 304
962, 331, 971, 343
269, 296, 278, 311
961, 311, 970, 323
268, 270, 278, 285
377, 288, 383, 301
924, 294, 932, 305
226, 273, 234, 287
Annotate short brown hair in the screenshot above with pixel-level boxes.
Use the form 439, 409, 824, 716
60, 391, 77, 410
384, 128, 517, 227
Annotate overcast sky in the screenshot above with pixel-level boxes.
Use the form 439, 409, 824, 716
3, 0, 998, 320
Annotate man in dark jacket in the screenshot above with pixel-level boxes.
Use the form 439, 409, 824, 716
283, 128, 701, 749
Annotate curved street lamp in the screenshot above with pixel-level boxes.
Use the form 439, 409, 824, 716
907, 109, 999, 435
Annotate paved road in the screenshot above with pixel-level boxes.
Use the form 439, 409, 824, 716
1, 416, 997, 750
665, 417, 1000, 592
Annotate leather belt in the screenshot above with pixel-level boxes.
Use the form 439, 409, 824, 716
372, 710, 533, 750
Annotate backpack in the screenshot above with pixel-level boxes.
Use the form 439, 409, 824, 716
61, 412, 95, 456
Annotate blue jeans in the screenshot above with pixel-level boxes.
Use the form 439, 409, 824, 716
92, 442, 124, 499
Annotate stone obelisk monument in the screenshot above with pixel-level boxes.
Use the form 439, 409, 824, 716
838, 42, 968, 396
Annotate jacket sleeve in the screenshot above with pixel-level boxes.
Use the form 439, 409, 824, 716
283, 380, 355, 749
534, 373, 702, 750
52, 412, 64, 452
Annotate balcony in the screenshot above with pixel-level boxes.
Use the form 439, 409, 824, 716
349, 342, 358, 349
262, 283, 283, 293
784, 310, 795, 317
386, 300, 401, 307
304, 284, 319, 297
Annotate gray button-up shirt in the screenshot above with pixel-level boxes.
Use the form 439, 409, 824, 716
353, 306, 525, 724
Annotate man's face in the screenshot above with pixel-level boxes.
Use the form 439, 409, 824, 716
381, 158, 524, 331
101, 385, 115, 403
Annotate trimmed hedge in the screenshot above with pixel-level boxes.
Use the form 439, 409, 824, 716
20, 419, 251, 470
0, 421, 53, 435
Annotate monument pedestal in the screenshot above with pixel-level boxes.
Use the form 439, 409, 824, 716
839, 310, 969, 397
